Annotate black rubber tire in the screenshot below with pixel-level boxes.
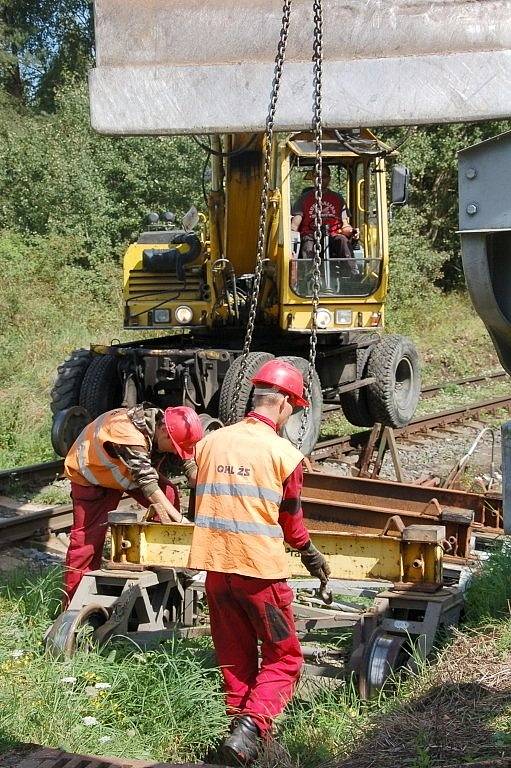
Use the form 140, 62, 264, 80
279, 355, 323, 456
50, 348, 93, 415
79, 355, 123, 420
218, 351, 274, 424
366, 334, 421, 428
51, 406, 90, 457
339, 346, 374, 428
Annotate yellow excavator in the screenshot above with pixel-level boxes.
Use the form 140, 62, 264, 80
50, 0, 511, 457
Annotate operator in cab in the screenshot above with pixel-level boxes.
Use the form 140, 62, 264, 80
63, 403, 203, 604
188, 359, 331, 765
291, 164, 358, 272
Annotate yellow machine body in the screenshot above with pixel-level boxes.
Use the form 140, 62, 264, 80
122, 129, 389, 335
110, 521, 444, 588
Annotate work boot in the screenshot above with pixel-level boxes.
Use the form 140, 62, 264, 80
222, 715, 261, 765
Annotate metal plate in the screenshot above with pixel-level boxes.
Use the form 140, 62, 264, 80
5, 746, 219, 767
90, 0, 511, 134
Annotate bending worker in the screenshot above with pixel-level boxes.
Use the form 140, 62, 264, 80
63, 403, 203, 604
188, 359, 331, 765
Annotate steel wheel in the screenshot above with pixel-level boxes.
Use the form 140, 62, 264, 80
45, 604, 109, 659
359, 630, 409, 699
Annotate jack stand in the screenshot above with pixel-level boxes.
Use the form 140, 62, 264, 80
358, 422, 404, 482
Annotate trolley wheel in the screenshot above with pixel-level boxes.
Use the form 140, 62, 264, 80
359, 630, 409, 699
45, 604, 109, 659
50, 405, 90, 457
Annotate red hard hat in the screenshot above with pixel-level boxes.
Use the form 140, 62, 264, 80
251, 359, 309, 408
163, 406, 204, 460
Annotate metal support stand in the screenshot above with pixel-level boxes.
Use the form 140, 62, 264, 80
358, 422, 404, 481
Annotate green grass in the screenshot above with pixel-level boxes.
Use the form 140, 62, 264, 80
0, 550, 510, 766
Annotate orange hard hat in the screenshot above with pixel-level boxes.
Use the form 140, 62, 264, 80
251, 359, 309, 408
163, 406, 204, 460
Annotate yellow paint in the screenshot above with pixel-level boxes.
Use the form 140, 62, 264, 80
111, 523, 443, 585
122, 128, 391, 336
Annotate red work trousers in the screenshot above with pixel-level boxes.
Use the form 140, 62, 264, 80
64, 481, 179, 605
205, 571, 303, 735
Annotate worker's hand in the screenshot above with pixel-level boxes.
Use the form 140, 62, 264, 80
299, 541, 331, 583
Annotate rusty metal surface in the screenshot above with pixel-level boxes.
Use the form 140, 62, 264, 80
0, 746, 219, 768
300, 470, 504, 560
89, 0, 511, 133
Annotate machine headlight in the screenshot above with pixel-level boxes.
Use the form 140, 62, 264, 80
154, 309, 170, 323
335, 310, 353, 325
175, 305, 194, 324
316, 308, 332, 329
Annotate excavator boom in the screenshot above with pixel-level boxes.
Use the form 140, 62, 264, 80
90, 0, 511, 134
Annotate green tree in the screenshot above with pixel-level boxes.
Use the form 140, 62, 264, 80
0, 0, 92, 106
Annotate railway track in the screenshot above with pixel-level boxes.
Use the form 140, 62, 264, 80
0, 376, 509, 549
313, 392, 511, 460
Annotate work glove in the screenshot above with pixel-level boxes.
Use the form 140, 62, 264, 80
299, 541, 331, 583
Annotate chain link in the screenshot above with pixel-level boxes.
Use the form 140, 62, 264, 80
297, 0, 323, 449
228, 0, 292, 424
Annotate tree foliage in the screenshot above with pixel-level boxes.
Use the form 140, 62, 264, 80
0, 0, 92, 106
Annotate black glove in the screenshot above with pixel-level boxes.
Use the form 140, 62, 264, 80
299, 541, 331, 583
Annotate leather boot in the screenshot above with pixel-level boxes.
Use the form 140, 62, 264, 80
222, 715, 261, 765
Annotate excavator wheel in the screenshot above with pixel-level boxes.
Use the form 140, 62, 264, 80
218, 351, 274, 424
366, 335, 421, 428
199, 414, 224, 433
339, 346, 373, 428
51, 406, 90, 457
278, 355, 322, 456
50, 348, 92, 415
79, 354, 123, 420
45, 604, 109, 659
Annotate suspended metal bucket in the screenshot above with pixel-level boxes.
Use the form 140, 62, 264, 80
458, 131, 511, 375
89, 0, 511, 135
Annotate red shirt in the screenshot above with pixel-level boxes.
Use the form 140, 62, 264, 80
246, 412, 310, 550
296, 188, 347, 236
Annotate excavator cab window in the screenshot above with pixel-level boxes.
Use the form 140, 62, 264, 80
289, 159, 383, 298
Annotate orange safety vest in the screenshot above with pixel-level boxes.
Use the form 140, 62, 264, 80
188, 417, 303, 579
65, 409, 148, 492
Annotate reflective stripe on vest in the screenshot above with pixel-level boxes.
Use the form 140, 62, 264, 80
66, 409, 142, 491
194, 513, 283, 538
73, 413, 136, 491
195, 482, 282, 505
188, 418, 303, 579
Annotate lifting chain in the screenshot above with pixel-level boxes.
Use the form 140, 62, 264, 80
228, 0, 292, 425
297, 0, 323, 449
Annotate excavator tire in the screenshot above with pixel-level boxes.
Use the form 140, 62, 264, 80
218, 351, 274, 424
339, 346, 373, 428
79, 355, 123, 420
278, 355, 322, 456
50, 348, 92, 415
366, 335, 421, 428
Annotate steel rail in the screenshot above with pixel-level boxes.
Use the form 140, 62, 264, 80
0, 382, 509, 502
313, 393, 511, 460
0, 504, 73, 546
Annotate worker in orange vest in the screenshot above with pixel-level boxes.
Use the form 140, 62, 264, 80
63, 403, 203, 604
188, 360, 330, 764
